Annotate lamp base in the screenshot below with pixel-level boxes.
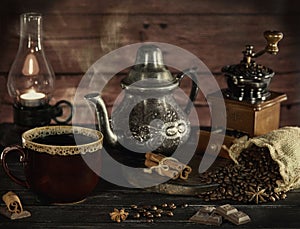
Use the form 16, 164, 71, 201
13, 103, 60, 127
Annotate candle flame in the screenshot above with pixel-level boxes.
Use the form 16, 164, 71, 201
22, 53, 40, 76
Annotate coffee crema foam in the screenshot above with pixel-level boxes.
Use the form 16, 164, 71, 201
22, 126, 103, 156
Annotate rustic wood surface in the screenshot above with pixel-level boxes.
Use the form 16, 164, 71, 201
0, 0, 299, 126
0, 2, 299, 227
0, 123, 299, 228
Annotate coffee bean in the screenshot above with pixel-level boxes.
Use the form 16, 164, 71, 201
280, 193, 287, 200
155, 213, 162, 218
237, 196, 244, 202
220, 187, 226, 194
274, 193, 280, 200
263, 171, 268, 176
151, 206, 157, 211
156, 209, 163, 214
165, 211, 174, 217
133, 213, 140, 219
210, 193, 217, 198
181, 203, 189, 208
147, 214, 154, 219
169, 203, 176, 208
206, 178, 212, 184
138, 208, 146, 213
146, 219, 154, 223
161, 203, 168, 208
227, 190, 233, 196
131, 205, 138, 209
224, 177, 230, 183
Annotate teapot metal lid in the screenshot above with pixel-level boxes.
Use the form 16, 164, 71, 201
121, 45, 178, 90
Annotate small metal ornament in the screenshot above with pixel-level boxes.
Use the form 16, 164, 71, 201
222, 31, 283, 104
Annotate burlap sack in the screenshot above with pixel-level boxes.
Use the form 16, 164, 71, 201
227, 126, 300, 193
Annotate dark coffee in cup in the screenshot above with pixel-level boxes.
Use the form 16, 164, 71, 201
32, 133, 95, 146
1, 126, 103, 204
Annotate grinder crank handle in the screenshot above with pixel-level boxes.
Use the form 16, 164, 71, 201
264, 30, 283, 55
254, 31, 283, 57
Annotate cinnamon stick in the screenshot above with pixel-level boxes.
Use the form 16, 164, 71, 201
144, 159, 179, 179
145, 152, 192, 180
1, 191, 31, 220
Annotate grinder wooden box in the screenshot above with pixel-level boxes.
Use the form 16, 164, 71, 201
208, 91, 287, 137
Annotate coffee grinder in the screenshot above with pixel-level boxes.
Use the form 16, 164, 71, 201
199, 31, 287, 157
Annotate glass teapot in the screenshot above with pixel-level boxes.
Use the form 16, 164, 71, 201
85, 45, 199, 156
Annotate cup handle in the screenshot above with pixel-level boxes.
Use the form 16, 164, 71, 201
1, 145, 28, 188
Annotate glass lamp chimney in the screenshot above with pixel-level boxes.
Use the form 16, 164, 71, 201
7, 12, 55, 108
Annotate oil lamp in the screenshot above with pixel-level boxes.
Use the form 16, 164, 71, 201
7, 12, 72, 127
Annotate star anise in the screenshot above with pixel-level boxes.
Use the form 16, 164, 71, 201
109, 208, 129, 223
245, 186, 268, 204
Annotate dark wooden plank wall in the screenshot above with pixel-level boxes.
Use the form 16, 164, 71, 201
0, 0, 299, 126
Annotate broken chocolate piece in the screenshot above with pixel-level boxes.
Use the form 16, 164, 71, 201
215, 204, 238, 216
189, 210, 222, 226
199, 205, 216, 213
215, 204, 251, 225
226, 211, 251, 225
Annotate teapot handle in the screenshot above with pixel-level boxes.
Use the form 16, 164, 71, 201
177, 68, 199, 115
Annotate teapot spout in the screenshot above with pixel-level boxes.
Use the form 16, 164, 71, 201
84, 93, 118, 146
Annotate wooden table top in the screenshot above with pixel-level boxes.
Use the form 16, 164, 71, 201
0, 123, 299, 228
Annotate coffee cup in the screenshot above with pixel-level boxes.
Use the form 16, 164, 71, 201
1, 125, 103, 204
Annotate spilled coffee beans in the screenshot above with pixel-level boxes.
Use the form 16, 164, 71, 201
127, 203, 180, 222
198, 145, 287, 204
